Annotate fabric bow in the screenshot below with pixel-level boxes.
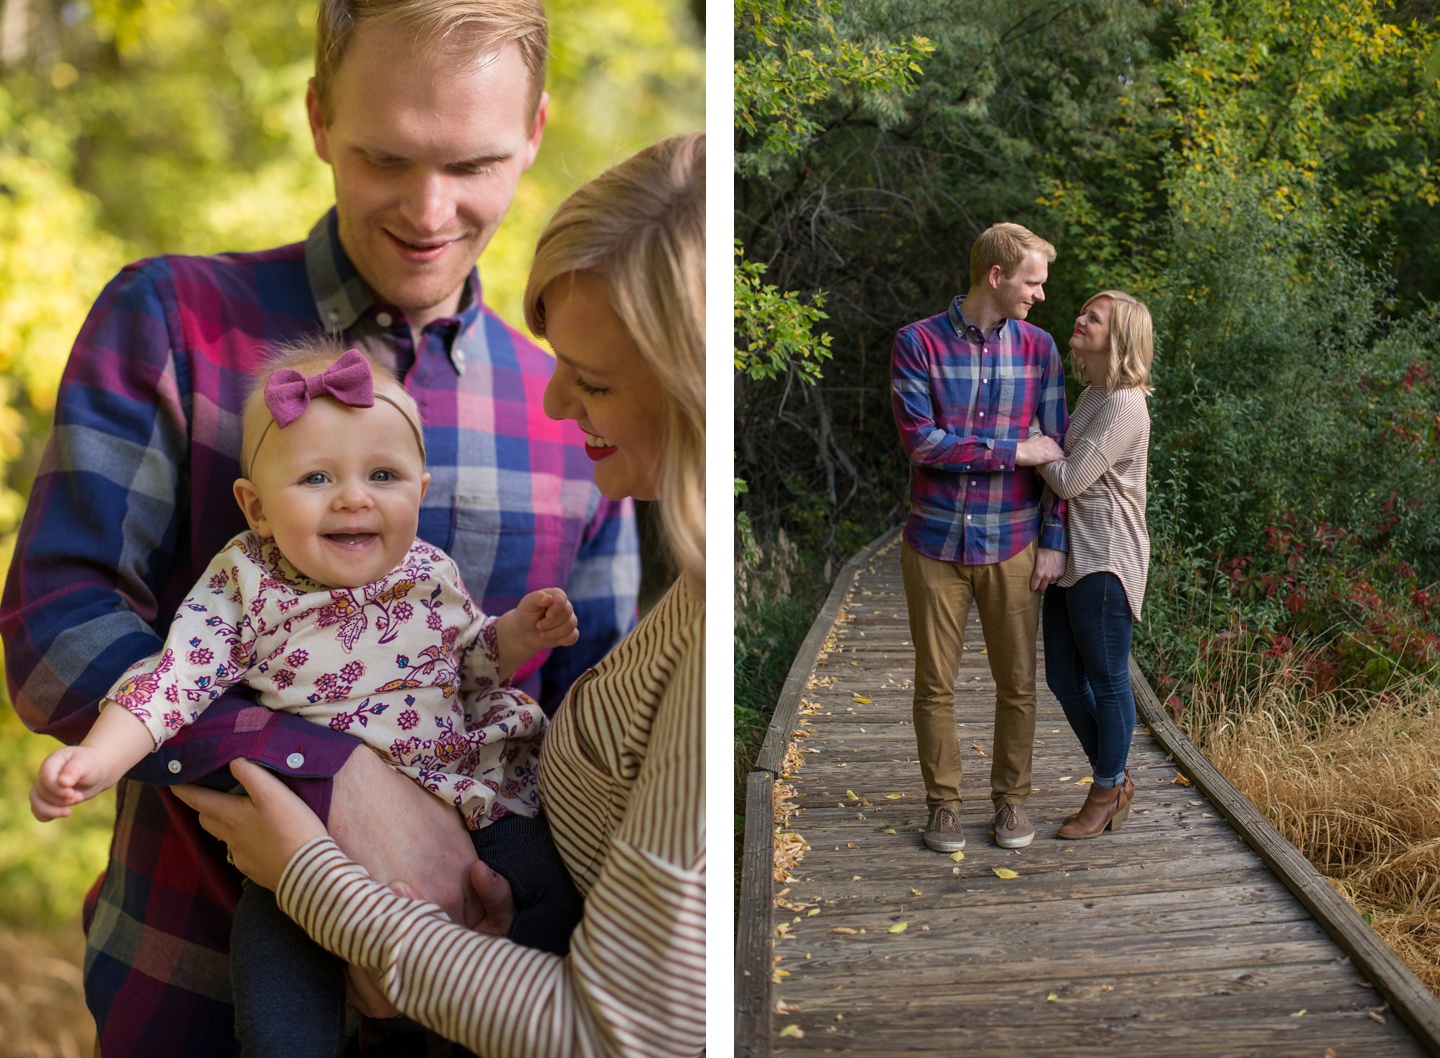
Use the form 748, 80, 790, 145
264, 349, 375, 428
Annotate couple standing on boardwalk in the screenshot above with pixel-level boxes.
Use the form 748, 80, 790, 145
892, 222, 1155, 851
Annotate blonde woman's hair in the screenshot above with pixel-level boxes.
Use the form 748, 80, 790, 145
969, 222, 1057, 289
240, 335, 425, 478
313, 0, 548, 121
524, 132, 706, 593
1075, 290, 1155, 395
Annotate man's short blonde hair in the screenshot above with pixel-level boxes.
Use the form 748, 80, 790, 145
313, 0, 548, 121
1076, 290, 1155, 395
524, 132, 705, 591
969, 222, 1057, 289
240, 335, 425, 478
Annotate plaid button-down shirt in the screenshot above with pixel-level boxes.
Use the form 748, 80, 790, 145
892, 296, 1068, 565
0, 210, 638, 1056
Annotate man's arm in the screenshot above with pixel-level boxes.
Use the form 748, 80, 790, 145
891, 328, 1020, 473
1033, 337, 1070, 554
535, 492, 638, 712
0, 262, 362, 804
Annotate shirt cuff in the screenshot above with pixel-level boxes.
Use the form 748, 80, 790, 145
124, 689, 363, 822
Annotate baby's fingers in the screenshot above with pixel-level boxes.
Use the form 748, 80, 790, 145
29, 783, 73, 822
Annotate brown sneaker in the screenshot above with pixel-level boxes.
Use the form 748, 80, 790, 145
991, 803, 1034, 849
923, 803, 966, 852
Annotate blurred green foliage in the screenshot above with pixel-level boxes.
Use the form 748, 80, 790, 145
0, 0, 702, 933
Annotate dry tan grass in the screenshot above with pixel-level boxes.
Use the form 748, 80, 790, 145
1183, 667, 1440, 994
0, 926, 93, 1058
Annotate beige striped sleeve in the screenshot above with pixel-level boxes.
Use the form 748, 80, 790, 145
275, 625, 706, 1058
1036, 388, 1146, 500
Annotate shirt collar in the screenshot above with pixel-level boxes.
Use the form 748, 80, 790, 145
948, 294, 1010, 343
305, 209, 483, 372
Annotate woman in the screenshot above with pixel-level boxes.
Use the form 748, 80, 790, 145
1036, 289, 1153, 839
176, 131, 706, 1057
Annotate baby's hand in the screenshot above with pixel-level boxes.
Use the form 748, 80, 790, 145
30, 746, 111, 822
516, 588, 580, 651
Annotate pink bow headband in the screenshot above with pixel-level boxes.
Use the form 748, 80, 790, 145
242, 349, 427, 477
264, 348, 375, 426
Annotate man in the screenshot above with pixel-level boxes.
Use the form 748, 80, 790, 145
0, 2, 638, 1054
890, 221, 1069, 854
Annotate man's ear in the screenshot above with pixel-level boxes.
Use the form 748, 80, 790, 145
520, 92, 549, 174
233, 479, 273, 537
306, 79, 332, 165
988, 263, 1006, 290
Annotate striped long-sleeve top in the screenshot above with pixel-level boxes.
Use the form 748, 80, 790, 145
1035, 385, 1151, 618
277, 575, 705, 1057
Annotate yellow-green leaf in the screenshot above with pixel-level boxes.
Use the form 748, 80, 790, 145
779, 1024, 804, 1038
887, 921, 908, 934
993, 867, 1019, 879
950, 851, 965, 862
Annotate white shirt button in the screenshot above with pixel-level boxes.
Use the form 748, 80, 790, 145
375, 312, 393, 327
167, 759, 182, 775
971, 480, 977, 486
965, 514, 972, 521
286, 752, 305, 770
979, 411, 985, 417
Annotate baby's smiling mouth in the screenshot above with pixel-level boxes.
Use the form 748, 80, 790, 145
325, 532, 377, 546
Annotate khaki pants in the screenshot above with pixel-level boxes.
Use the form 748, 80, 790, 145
901, 539, 1041, 810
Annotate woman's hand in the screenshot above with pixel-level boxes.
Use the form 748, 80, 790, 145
466, 857, 517, 938
173, 758, 325, 891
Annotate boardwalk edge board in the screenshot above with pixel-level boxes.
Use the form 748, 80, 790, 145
1132, 657, 1440, 1057
735, 526, 902, 1057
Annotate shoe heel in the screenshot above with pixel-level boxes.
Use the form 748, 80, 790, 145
1107, 801, 1131, 832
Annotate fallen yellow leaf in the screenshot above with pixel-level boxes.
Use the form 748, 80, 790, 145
807, 908, 821, 917
1077, 777, 1094, 785
911, 889, 922, 896
828, 927, 859, 935
993, 867, 1019, 879
1289, 1009, 1306, 1017
885, 793, 902, 799
1058, 775, 1073, 782
950, 851, 965, 862
846, 790, 859, 800
853, 695, 872, 704
887, 922, 908, 934
1173, 773, 1192, 786
1368, 1010, 1386, 1024
1046, 992, 1059, 1002
882, 828, 896, 834
779, 1024, 804, 1038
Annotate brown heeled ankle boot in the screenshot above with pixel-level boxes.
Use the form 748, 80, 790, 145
1063, 769, 1134, 825
1057, 780, 1131, 840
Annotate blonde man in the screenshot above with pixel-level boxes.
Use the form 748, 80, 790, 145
891, 221, 1069, 853
0, 2, 639, 1054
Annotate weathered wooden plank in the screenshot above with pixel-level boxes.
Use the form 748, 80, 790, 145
737, 528, 903, 1057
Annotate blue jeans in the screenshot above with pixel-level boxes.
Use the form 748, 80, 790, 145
1042, 572, 1135, 789
230, 813, 584, 1058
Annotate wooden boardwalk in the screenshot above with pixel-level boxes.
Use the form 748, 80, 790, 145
737, 529, 1440, 1057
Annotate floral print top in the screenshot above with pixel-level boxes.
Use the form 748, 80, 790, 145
109, 532, 543, 828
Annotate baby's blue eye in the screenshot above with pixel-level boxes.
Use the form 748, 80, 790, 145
371, 469, 394, 482
303, 472, 328, 485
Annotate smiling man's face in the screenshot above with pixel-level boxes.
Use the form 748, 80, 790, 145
308, 26, 546, 330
